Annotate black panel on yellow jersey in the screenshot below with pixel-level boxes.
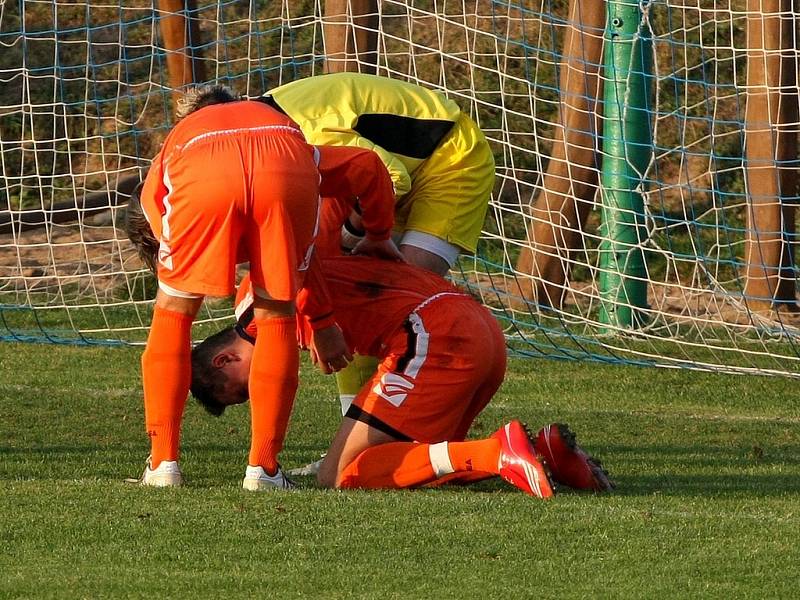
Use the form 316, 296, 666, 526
352, 113, 454, 159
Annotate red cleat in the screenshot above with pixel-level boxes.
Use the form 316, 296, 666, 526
492, 420, 554, 499
534, 423, 613, 492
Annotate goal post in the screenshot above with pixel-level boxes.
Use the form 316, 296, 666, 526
597, 0, 652, 329
2, 0, 800, 378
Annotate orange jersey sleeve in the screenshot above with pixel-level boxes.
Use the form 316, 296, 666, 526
314, 196, 353, 258
316, 145, 395, 241
295, 253, 336, 331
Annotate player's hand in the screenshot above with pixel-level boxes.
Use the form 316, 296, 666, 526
351, 236, 406, 262
310, 325, 353, 374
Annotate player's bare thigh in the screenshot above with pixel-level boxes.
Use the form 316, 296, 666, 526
398, 244, 450, 277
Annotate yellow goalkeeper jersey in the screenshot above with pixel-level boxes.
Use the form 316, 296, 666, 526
265, 72, 462, 198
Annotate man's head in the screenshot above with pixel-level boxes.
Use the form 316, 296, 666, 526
176, 84, 240, 120
190, 326, 254, 416
124, 181, 159, 274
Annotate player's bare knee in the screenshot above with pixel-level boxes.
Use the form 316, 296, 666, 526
316, 459, 338, 488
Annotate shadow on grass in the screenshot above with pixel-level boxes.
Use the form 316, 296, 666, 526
610, 473, 800, 496
604, 442, 800, 463
422, 473, 800, 498
0, 441, 325, 456
0, 444, 141, 456
3, 441, 799, 498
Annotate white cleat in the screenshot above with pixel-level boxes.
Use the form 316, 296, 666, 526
242, 465, 294, 491
287, 456, 325, 477
140, 457, 183, 487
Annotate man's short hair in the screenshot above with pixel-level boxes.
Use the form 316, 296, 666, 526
190, 326, 240, 417
176, 84, 240, 120
124, 181, 159, 274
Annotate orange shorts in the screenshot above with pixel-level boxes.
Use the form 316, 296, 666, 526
144, 121, 320, 299
347, 294, 507, 443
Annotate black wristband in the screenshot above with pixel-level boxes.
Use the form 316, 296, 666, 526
343, 217, 365, 237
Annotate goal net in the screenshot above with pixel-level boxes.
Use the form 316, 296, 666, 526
2, 0, 799, 376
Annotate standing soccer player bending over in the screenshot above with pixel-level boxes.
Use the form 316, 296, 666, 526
191, 257, 613, 495
125, 86, 400, 489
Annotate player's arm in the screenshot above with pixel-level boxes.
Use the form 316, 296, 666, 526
313, 131, 412, 198
317, 144, 395, 240
296, 253, 353, 374
316, 145, 404, 261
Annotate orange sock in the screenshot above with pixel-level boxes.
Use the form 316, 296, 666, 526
339, 442, 436, 489
141, 306, 193, 469
446, 439, 500, 474
248, 316, 299, 473
338, 439, 501, 489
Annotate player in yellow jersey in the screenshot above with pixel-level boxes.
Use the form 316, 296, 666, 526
260, 72, 497, 421
262, 72, 496, 277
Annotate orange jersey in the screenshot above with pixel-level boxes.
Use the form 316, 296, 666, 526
235, 256, 464, 355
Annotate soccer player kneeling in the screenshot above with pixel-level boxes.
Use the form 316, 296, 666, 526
191, 256, 613, 496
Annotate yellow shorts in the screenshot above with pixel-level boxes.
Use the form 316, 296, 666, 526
393, 113, 495, 254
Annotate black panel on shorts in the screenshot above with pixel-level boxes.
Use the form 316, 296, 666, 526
345, 404, 412, 442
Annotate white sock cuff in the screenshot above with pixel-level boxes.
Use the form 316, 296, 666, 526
339, 394, 355, 416
428, 442, 455, 478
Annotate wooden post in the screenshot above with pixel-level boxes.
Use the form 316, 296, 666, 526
157, 0, 205, 109
323, 0, 378, 74
743, 0, 798, 311
514, 0, 605, 308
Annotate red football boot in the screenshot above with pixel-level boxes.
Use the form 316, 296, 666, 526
492, 420, 555, 499
534, 423, 613, 492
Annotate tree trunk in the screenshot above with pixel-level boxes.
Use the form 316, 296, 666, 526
323, 0, 379, 74
157, 0, 205, 110
743, 0, 798, 311
514, 0, 605, 309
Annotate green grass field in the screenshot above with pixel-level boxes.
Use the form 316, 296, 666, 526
2, 342, 799, 599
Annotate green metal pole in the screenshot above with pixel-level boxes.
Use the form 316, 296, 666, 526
598, 0, 652, 328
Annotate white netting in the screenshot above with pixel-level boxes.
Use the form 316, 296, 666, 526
1, 0, 799, 375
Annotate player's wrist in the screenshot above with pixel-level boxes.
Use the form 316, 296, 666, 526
307, 312, 337, 331
341, 218, 365, 251
343, 216, 365, 237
